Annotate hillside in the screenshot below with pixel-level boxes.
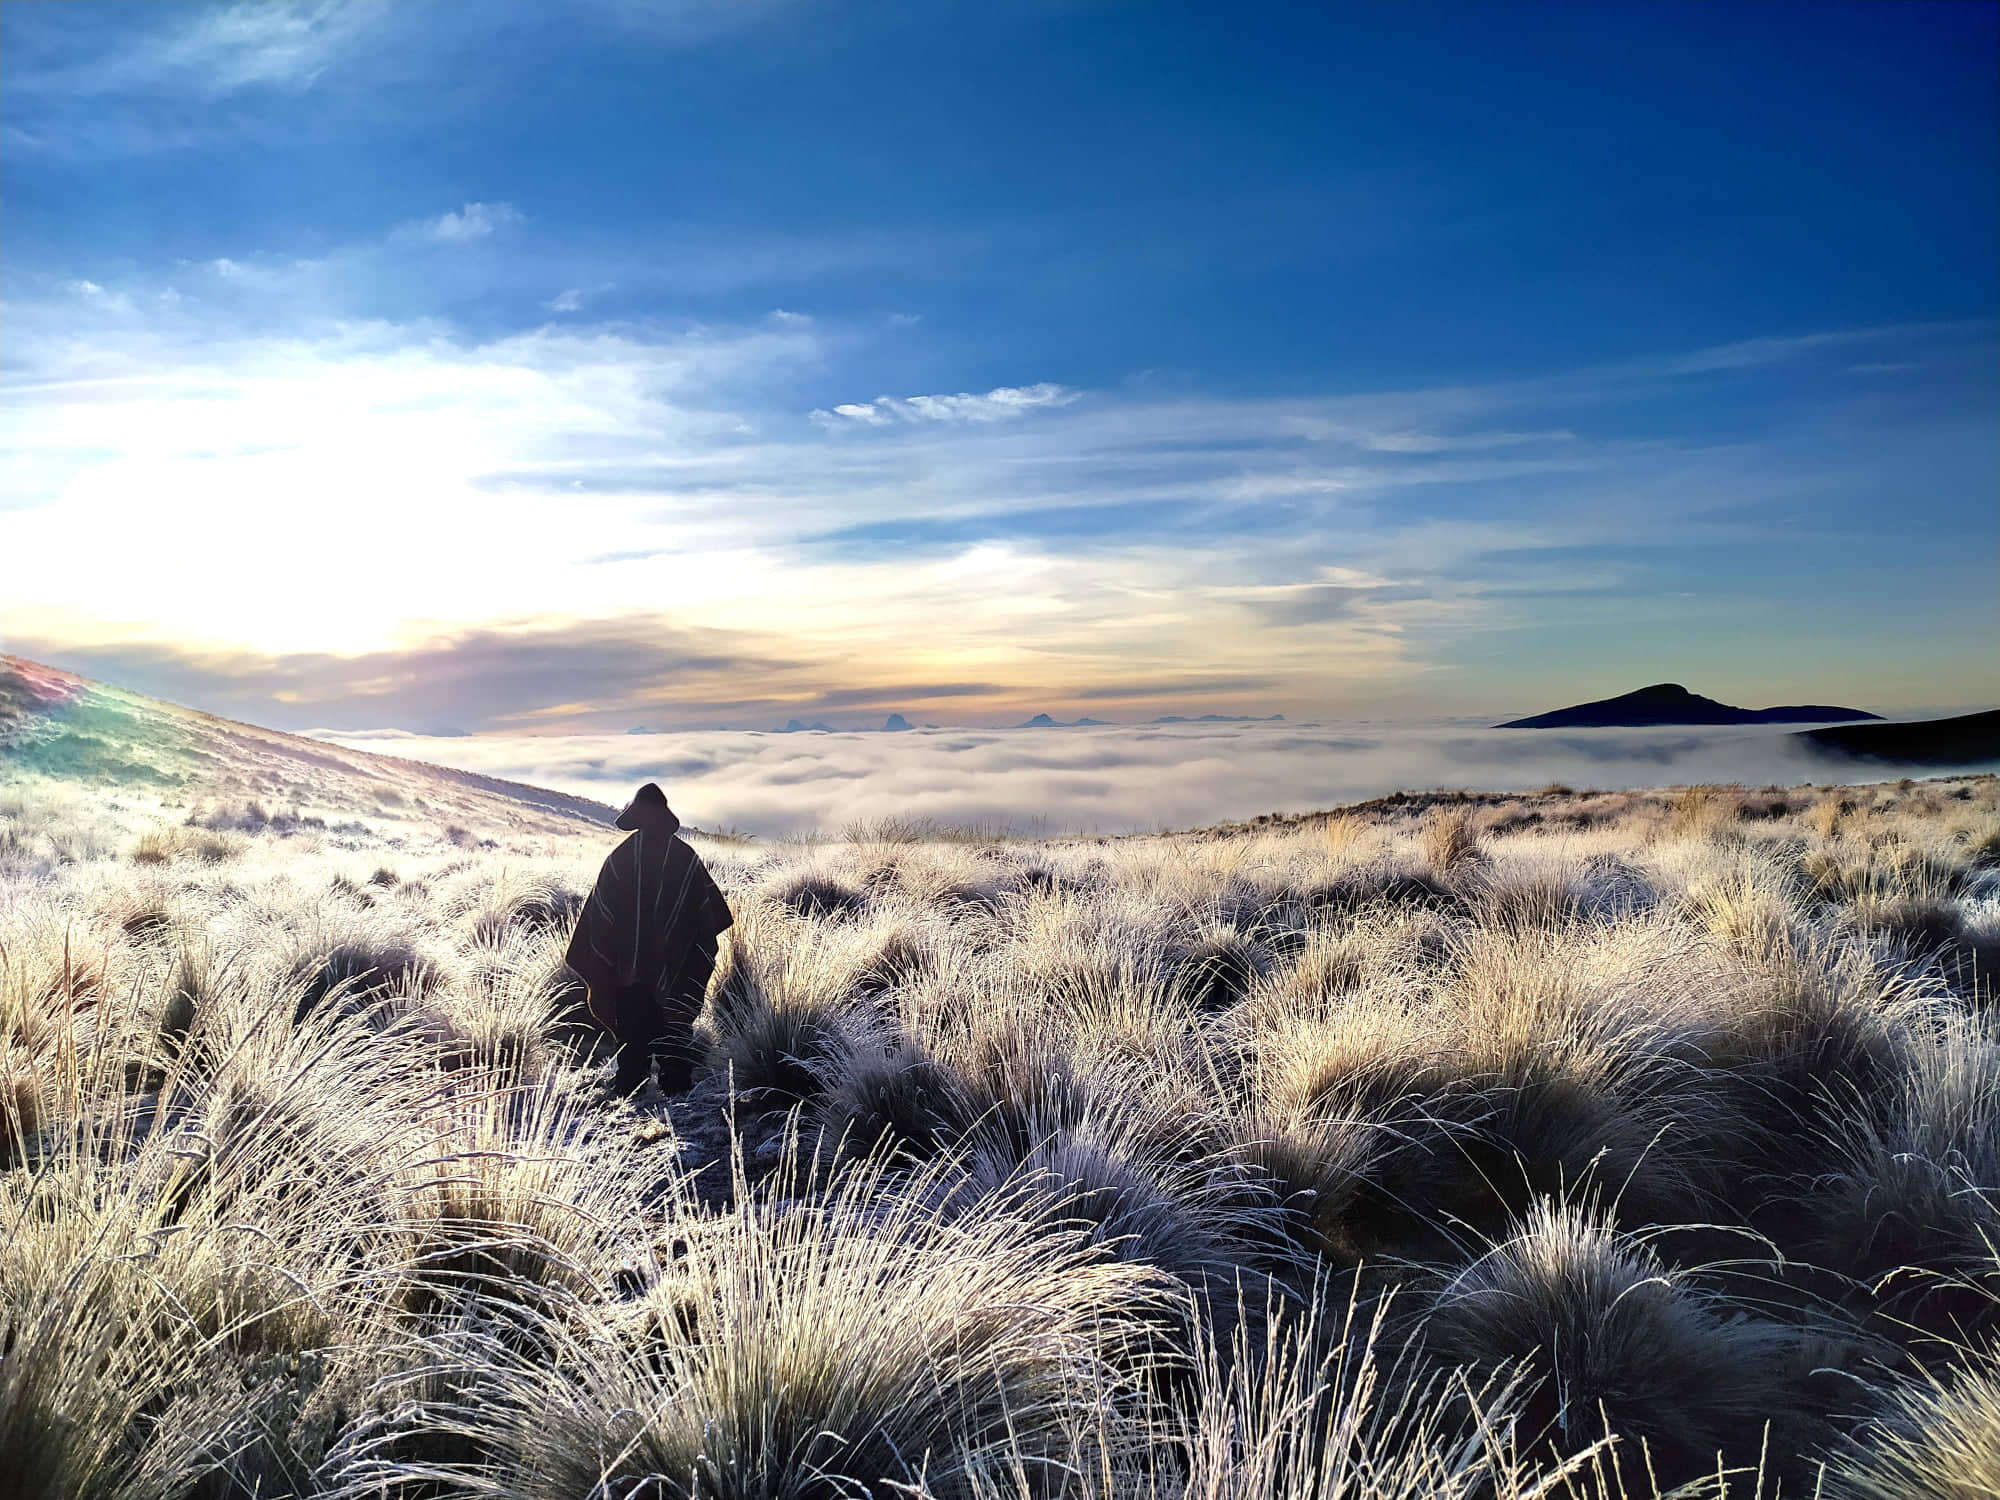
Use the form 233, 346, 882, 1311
4, 664, 2000, 1497
1800, 707, 2000, 766
1, 654, 613, 850
1498, 682, 1880, 729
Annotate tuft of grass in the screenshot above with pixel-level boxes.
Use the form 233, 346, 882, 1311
1810, 793, 1853, 839
1785, 1017, 2000, 1342
1322, 811, 1369, 860
158, 941, 227, 1052
768, 868, 867, 920
1470, 858, 1590, 933
1176, 922, 1274, 1014
187, 829, 245, 863
130, 826, 179, 865
289, 926, 436, 1022
1424, 1200, 1802, 1488
392, 1075, 654, 1315
1666, 784, 1737, 842
1421, 806, 1483, 875
346, 1146, 1168, 1500
953, 1086, 1281, 1322
707, 924, 859, 1112
1166, 1287, 1614, 1500
464, 871, 584, 945
852, 919, 936, 997
815, 1041, 971, 1161
1823, 1346, 2000, 1500
1263, 927, 1373, 1012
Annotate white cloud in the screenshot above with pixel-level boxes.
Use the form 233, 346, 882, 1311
62, 278, 132, 312
315, 720, 1849, 840
0, 294, 827, 657
415, 202, 523, 243
814, 381, 1080, 427
816, 402, 890, 428
548, 284, 618, 314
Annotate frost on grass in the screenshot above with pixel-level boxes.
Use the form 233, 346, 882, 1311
1, 772, 1998, 1497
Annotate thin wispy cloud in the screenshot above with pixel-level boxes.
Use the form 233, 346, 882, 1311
9, 618, 817, 737
0, 2, 791, 157
6, 1, 394, 102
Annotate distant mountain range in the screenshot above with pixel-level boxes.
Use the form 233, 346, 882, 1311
1498, 684, 1880, 730
1012, 711, 1285, 728
770, 714, 921, 733
768, 710, 1290, 732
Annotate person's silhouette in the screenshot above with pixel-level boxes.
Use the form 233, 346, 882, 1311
565, 782, 733, 1096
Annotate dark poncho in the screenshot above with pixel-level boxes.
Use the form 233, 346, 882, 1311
565, 813, 733, 1029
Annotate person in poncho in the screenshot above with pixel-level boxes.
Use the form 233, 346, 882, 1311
566, 782, 733, 1097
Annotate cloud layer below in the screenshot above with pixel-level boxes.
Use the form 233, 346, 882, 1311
312, 720, 1942, 839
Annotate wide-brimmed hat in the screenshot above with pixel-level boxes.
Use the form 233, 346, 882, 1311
614, 781, 670, 830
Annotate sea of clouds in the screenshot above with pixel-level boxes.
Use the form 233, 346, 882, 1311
314, 719, 1922, 839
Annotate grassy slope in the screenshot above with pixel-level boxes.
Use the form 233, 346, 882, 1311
5, 662, 2000, 1498
1, 655, 616, 851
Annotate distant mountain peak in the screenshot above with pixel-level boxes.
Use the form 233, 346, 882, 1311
1499, 684, 1880, 730
1015, 712, 1112, 728
881, 713, 913, 732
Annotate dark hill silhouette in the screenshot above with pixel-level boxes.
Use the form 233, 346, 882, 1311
1498, 683, 1879, 730
1798, 710, 2000, 767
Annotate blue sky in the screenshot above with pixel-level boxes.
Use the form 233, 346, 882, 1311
2, 0, 1994, 732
